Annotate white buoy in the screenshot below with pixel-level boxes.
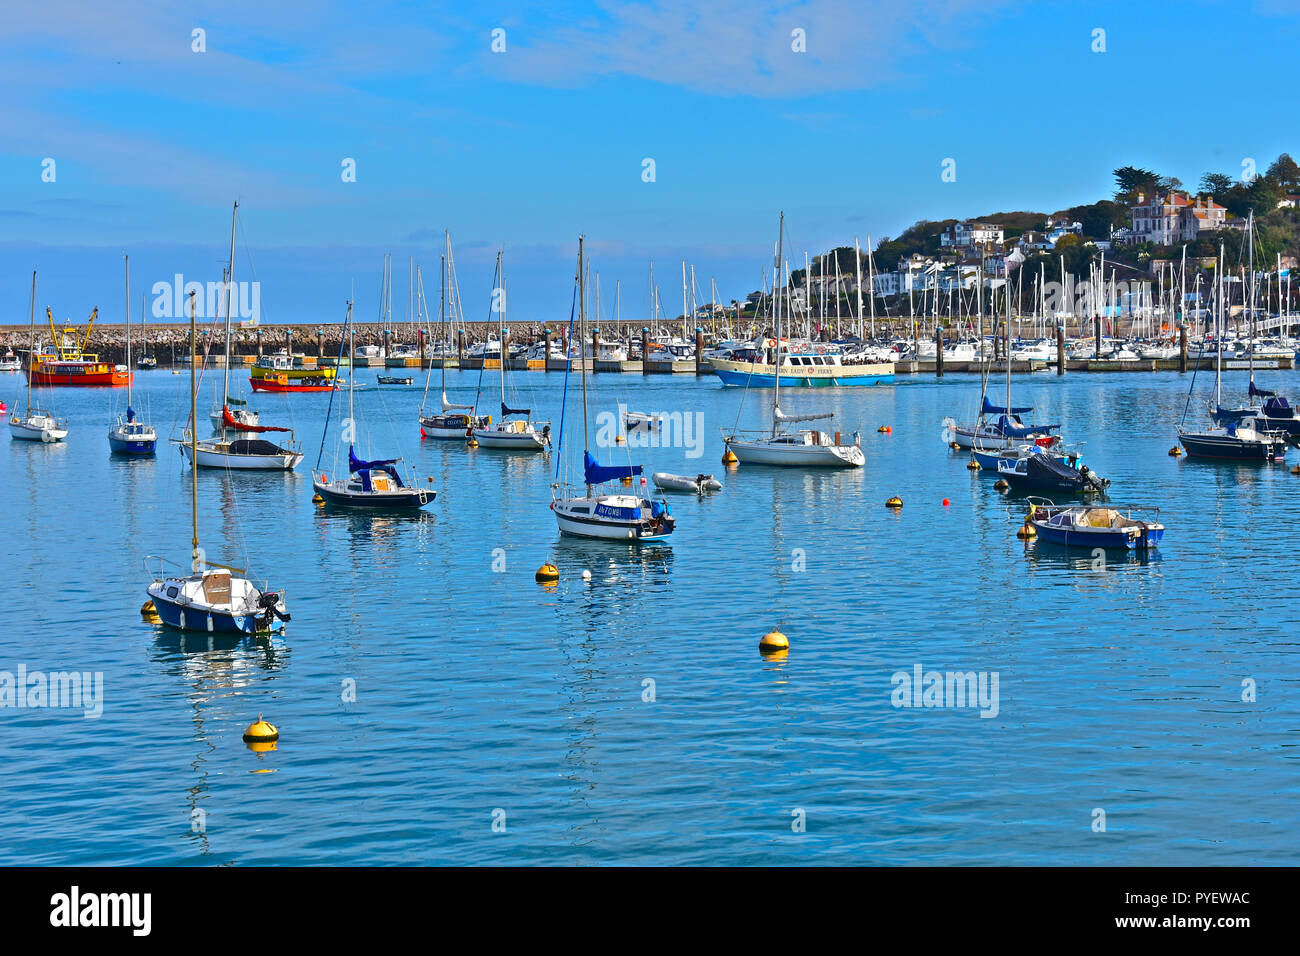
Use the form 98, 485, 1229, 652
581, 569, 592, 581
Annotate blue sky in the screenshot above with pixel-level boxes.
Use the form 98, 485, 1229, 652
2, 0, 1298, 326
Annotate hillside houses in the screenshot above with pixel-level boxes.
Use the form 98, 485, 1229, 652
1120, 191, 1227, 245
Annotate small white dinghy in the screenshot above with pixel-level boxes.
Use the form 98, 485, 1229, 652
652, 472, 722, 494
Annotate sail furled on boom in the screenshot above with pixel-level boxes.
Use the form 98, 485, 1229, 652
583, 451, 642, 485
774, 405, 834, 423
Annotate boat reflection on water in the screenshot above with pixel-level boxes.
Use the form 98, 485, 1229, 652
550, 538, 674, 594
1020, 537, 1163, 573
147, 626, 288, 857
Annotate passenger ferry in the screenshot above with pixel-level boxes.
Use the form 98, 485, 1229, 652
711, 339, 893, 387
249, 350, 337, 392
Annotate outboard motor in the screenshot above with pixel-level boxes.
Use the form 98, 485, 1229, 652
257, 590, 290, 625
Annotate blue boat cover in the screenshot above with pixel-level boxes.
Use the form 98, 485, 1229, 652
502, 401, 529, 418
349, 445, 406, 490
982, 396, 1034, 415
1263, 396, 1293, 415
1249, 382, 1276, 398
650, 500, 668, 518
126, 406, 136, 422
584, 450, 642, 485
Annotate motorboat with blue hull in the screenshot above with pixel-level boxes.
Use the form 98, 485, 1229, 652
996, 447, 1110, 495
147, 561, 289, 634
1026, 498, 1164, 551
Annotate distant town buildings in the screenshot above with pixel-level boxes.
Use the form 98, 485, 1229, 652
940, 221, 1004, 253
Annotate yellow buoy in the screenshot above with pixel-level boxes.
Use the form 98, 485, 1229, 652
615, 435, 625, 444
949, 441, 961, 450
242, 714, 279, 743
312, 493, 324, 503
535, 563, 559, 583
621, 475, 632, 486
993, 479, 1009, 491
467, 437, 479, 448
722, 447, 738, 465
966, 459, 980, 470
759, 629, 789, 652
885, 496, 903, 509
1016, 522, 1037, 539
140, 600, 160, 622
1291, 464, 1300, 475
878, 425, 891, 433
1169, 446, 1182, 457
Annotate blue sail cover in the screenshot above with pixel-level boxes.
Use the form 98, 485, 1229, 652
997, 415, 1061, 439
982, 396, 1034, 415
502, 401, 530, 418
1249, 382, 1276, 398
126, 406, 136, 422
584, 451, 642, 485
348, 446, 405, 490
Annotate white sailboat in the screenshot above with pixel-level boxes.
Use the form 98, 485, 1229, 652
177, 203, 303, 471
724, 214, 864, 468
207, 203, 258, 430
9, 270, 69, 443
313, 301, 436, 509
145, 288, 290, 635
551, 237, 675, 541
419, 231, 489, 439
107, 254, 157, 454
470, 250, 550, 450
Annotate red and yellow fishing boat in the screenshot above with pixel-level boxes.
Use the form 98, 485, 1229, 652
27, 307, 130, 387
249, 351, 336, 392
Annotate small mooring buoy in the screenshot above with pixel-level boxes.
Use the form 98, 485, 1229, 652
942, 498, 950, 507
722, 447, 738, 465
886, 495, 903, 509
949, 441, 961, 450
878, 425, 892, 433
994, 479, 1010, 492
140, 600, 160, 623
535, 563, 560, 583
1016, 522, 1037, 539
467, 437, 479, 448
242, 714, 279, 743
1291, 464, 1300, 475
966, 459, 980, 470
312, 493, 324, 504
581, 569, 592, 581
1169, 446, 1182, 457
615, 435, 625, 444
759, 629, 789, 652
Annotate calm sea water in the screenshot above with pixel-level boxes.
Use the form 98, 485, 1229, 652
2, 361, 1297, 866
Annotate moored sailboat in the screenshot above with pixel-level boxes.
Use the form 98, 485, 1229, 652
551, 237, 674, 541
419, 232, 490, 439
9, 271, 69, 443
312, 301, 435, 509
724, 213, 864, 468
145, 288, 290, 634
470, 250, 550, 450
107, 255, 157, 455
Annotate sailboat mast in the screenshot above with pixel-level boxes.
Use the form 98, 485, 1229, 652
439, 242, 447, 397
348, 301, 355, 429
124, 254, 132, 407
222, 201, 238, 407
26, 270, 35, 418
578, 238, 590, 475
189, 290, 199, 570
773, 212, 785, 438
496, 251, 505, 412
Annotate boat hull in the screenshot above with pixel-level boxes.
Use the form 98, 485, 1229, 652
313, 479, 434, 509
27, 365, 129, 387
1032, 522, 1164, 550
1178, 433, 1285, 460
727, 438, 864, 467
108, 435, 156, 455
712, 358, 894, 388
471, 427, 547, 450
180, 442, 303, 470
147, 586, 259, 634
249, 379, 334, 392
553, 509, 674, 541
9, 418, 67, 442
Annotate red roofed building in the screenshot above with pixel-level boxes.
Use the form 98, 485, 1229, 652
1128, 191, 1226, 245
